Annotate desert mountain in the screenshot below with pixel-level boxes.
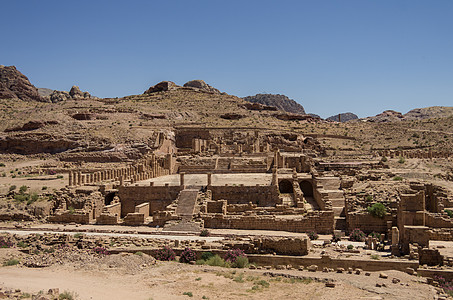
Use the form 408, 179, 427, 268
243, 94, 306, 114
404, 106, 453, 120
326, 112, 358, 122
0, 65, 45, 102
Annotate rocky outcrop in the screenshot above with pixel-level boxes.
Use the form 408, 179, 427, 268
363, 110, 404, 122
220, 113, 244, 120
326, 112, 358, 122
183, 80, 221, 94
144, 81, 179, 94
50, 86, 92, 102
37, 88, 53, 97
243, 94, 306, 114
404, 106, 453, 120
5, 120, 59, 132
0, 65, 45, 102
274, 113, 320, 121
241, 102, 278, 111
0, 132, 82, 154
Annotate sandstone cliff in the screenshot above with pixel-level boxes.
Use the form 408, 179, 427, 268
243, 94, 306, 114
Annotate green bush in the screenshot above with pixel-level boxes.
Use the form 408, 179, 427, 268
349, 228, 366, 242
393, 176, 403, 181
3, 259, 20, 266
182, 292, 193, 297
201, 251, 214, 261
205, 255, 228, 267
0, 163, 5, 167
445, 209, 453, 218
68, 206, 75, 214
367, 203, 387, 218
398, 157, 405, 164
59, 291, 75, 300
19, 185, 28, 193
232, 256, 249, 268
9, 185, 16, 191
347, 244, 354, 250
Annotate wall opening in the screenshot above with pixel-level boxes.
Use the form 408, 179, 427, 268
279, 180, 293, 193
299, 180, 313, 197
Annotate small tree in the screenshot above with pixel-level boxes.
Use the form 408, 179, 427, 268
349, 228, 366, 242
179, 247, 196, 263
367, 203, 387, 218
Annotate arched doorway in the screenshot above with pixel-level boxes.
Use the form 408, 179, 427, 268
279, 180, 293, 193
299, 181, 313, 197
104, 192, 116, 206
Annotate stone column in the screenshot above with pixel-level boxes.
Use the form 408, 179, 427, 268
68, 172, 73, 186
180, 172, 185, 187
271, 167, 278, 186
81, 174, 86, 185
207, 173, 212, 187
77, 171, 82, 186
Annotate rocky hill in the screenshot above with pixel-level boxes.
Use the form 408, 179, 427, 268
0, 65, 45, 102
326, 112, 358, 122
404, 106, 453, 120
243, 94, 306, 114
37, 88, 53, 97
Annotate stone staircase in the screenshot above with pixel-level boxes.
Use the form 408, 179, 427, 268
316, 176, 346, 230
163, 189, 202, 232
175, 189, 199, 217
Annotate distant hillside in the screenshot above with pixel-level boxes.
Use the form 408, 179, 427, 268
326, 112, 358, 122
38, 88, 53, 97
243, 94, 305, 114
404, 106, 453, 120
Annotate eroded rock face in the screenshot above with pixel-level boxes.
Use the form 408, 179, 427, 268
144, 81, 179, 94
0, 65, 45, 102
364, 110, 404, 122
243, 94, 306, 114
50, 86, 92, 102
183, 80, 221, 94
326, 112, 358, 122
4, 120, 59, 132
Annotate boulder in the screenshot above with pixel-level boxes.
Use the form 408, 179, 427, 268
183, 80, 220, 94
144, 81, 179, 94
69, 86, 84, 99
0, 65, 45, 102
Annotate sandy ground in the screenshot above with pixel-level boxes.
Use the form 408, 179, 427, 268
0, 158, 67, 195
0, 248, 438, 300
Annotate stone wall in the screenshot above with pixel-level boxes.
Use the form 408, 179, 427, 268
206, 200, 227, 214
135, 202, 150, 218
123, 212, 145, 226
425, 213, 453, 228
118, 185, 182, 217
203, 211, 334, 234
210, 185, 280, 207
48, 212, 91, 224
419, 248, 443, 266
255, 236, 310, 256
347, 212, 394, 234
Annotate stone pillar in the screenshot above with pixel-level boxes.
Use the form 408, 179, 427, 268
68, 172, 73, 186
77, 171, 82, 186
271, 167, 278, 186
392, 227, 399, 246
81, 174, 86, 185
119, 176, 124, 186
274, 150, 279, 168
207, 173, 212, 186
180, 172, 185, 187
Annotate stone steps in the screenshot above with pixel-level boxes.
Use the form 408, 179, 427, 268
175, 189, 199, 216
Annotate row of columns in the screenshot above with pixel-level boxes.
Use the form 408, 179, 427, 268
68, 154, 174, 187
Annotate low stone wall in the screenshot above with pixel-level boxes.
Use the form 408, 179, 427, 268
347, 212, 393, 234
104, 202, 121, 216
210, 185, 279, 207
428, 228, 453, 241
118, 185, 182, 217
96, 213, 119, 225
123, 212, 145, 226
256, 236, 310, 256
203, 211, 334, 234
206, 200, 227, 214
135, 203, 150, 218
426, 213, 453, 228
48, 212, 91, 224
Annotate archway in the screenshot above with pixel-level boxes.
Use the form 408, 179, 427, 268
299, 180, 313, 197
104, 192, 116, 206
279, 180, 293, 193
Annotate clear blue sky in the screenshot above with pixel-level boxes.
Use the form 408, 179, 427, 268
1, 1, 452, 118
